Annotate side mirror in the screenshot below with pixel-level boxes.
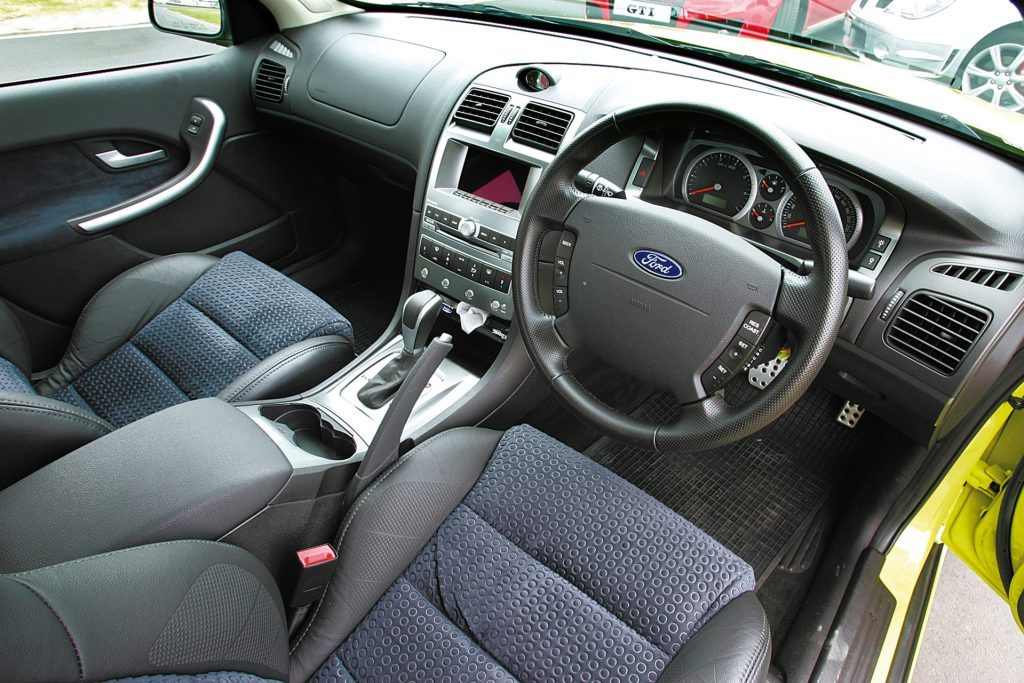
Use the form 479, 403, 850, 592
149, 0, 225, 39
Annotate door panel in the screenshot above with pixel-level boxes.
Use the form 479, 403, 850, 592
0, 47, 345, 371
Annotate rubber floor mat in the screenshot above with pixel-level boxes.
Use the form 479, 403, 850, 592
324, 281, 401, 354
585, 383, 875, 580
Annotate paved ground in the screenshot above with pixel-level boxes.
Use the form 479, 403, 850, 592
914, 550, 1024, 682
0, 25, 217, 85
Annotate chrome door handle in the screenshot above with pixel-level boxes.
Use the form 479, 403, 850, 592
95, 148, 167, 169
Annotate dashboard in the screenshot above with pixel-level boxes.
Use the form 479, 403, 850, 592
250, 12, 1024, 446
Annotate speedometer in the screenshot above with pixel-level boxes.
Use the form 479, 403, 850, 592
683, 149, 755, 218
779, 183, 863, 248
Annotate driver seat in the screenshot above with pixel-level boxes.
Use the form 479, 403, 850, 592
0, 425, 770, 683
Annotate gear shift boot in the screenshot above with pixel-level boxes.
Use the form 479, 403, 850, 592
357, 291, 442, 409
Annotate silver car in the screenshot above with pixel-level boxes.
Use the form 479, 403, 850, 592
844, 0, 1024, 110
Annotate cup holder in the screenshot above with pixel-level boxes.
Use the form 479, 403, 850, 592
259, 403, 356, 461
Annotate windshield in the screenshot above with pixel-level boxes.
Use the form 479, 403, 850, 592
360, 0, 1024, 156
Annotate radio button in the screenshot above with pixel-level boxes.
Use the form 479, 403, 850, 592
552, 286, 568, 316
556, 232, 576, 259
458, 218, 479, 238
553, 257, 569, 287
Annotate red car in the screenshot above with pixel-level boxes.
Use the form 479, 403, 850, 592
585, 0, 849, 38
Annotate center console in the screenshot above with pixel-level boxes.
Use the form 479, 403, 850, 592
414, 85, 585, 328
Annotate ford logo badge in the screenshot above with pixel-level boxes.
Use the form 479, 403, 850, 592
632, 250, 683, 280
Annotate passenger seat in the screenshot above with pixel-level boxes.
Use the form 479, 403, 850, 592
0, 251, 355, 488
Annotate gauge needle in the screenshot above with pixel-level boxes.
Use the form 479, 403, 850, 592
688, 184, 721, 195
751, 208, 761, 218
784, 221, 806, 228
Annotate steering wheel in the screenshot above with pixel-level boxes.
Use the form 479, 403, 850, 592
513, 103, 848, 452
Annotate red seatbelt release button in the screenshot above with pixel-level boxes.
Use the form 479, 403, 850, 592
290, 544, 338, 608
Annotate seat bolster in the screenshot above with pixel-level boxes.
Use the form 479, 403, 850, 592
0, 299, 31, 375
37, 254, 218, 396
288, 427, 503, 683
0, 391, 112, 491
0, 540, 289, 683
218, 335, 355, 403
660, 591, 771, 683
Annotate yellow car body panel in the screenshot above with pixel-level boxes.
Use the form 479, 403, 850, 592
871, 382, 1024, 682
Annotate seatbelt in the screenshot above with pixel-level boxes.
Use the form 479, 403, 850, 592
341, 332, 454, 511
286, 333, 453, 617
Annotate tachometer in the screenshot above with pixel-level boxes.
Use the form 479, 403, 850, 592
779, 183, 863, 247
683, 149, 754, 218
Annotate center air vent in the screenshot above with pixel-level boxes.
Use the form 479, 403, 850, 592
253, 59, 287, 103
886, 292, 990, 375
511, 102, 573, 153
932, 263, 1022, 291
453, 89, 510, 132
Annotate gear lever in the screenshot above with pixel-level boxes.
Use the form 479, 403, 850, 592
357, 291, 443, 409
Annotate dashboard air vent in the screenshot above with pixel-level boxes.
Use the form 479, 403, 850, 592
886, 292, 990, 375
932, 263, 1022, 292
511, 102, 573, 153
453, 89, 510, 132
254, 59, 287, 103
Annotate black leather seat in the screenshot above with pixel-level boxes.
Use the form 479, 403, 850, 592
0, 251, 355, 488
0, 426, 770, 683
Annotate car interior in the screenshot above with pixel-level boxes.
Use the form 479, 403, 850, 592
1, 1, 1023, 681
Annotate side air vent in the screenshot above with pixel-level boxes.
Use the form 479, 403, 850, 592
453, 89, 510, 132
932, 263, 1022, 292
886, 292, 990, 375
254, 59, 287, 103
511, 102, 574, 153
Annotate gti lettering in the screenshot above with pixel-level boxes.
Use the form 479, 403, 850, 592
627, 3, 655, 17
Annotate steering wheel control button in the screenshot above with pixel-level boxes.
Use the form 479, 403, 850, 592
556, 231, 577, 259
722, 336, 755, 370
701, 360, 734, 393
552, 286, 569, 316
738, 311, 772, 344
553, 257, 570, 287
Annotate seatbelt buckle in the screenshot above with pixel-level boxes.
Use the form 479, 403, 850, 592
288, 544, 338, 608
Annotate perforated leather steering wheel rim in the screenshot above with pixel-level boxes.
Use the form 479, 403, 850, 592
513, 103, 849, 453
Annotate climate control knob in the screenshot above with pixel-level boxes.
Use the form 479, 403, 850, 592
457, 218, 479, 239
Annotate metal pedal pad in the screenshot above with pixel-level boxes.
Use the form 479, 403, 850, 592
837, 400, 865, 428
748, 347, 790, 390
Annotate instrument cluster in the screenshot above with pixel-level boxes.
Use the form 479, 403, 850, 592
677, 142, 874, 253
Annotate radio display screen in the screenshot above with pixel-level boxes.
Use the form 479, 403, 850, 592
457, 147, 532, 209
